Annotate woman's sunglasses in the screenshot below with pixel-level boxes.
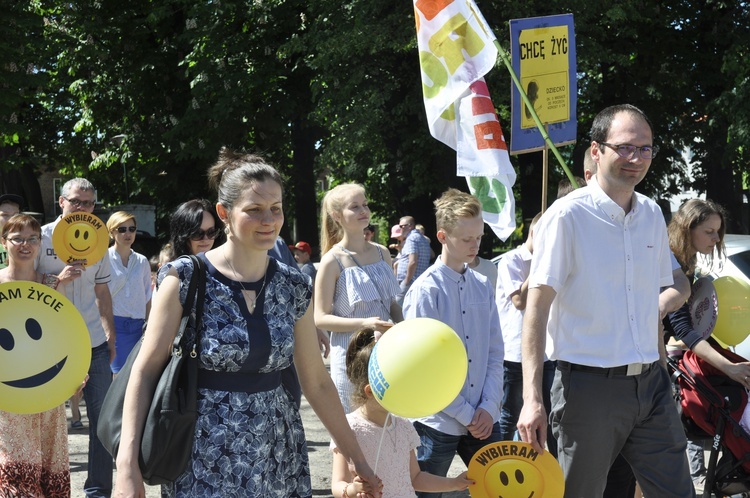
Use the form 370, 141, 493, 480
190, 227, 220, 241
116, 226, 137, 233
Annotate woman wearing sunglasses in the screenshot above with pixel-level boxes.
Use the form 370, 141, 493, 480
168, 199, 225, 258
106, 211, 153, 375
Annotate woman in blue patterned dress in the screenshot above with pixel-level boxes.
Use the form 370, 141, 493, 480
114, 150, 382, 498
314, 183, 403, 413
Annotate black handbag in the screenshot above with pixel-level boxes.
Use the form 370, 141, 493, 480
98, 254, 206, 485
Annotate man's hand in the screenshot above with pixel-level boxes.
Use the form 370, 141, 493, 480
516, 399, 547, 454
57, 262, 85, 286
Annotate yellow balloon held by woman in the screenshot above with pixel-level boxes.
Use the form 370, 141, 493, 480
368, 317, 468, 418
711, 276, 750, 346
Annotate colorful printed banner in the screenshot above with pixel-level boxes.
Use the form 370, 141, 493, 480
414, 0, 516, 240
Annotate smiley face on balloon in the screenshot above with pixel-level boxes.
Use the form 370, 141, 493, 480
468, 442, 564, 498
51, 212, 108, 266
0, 281, 91, 413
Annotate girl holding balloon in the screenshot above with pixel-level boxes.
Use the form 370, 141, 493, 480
664, 198, 750, 384
315, 183, 402, 413
331, 328, 473, 498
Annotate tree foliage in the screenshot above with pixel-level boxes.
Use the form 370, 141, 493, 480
1, 0, 749, 252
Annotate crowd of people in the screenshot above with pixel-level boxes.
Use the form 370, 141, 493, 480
0, 103, 737, 498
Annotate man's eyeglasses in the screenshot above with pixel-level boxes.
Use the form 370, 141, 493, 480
63, 197, 96, 209
190, 227, 220, 241
598, 142, 659, 160
116, 226, 137, 233
399, 224, 411, 229
5, 236, 40, 246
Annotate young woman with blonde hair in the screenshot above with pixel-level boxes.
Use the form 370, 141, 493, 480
315, 183, 402, 413
105, 211, 152, 374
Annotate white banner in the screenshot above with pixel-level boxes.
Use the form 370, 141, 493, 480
415, 0, 516, 240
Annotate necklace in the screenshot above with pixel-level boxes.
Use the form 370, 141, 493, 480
223, 252, 267, 313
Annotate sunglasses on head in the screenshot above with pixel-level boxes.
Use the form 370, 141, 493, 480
190, 227, 220, 241
116, 226, 137, 233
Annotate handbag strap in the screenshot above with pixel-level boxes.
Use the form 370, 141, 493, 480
172, 254, 207, 354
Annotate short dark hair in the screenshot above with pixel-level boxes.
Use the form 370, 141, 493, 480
590, 104, 654, 145
2, 214, 40, 239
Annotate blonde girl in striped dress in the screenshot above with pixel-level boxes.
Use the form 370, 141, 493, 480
315, 183, 403, 413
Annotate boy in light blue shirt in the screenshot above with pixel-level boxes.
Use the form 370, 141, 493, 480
403, 188, 504, 498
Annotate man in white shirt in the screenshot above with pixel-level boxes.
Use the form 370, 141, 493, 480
495, 212, 558, 455
37, 178, 116, 497
517, 104, 694, 497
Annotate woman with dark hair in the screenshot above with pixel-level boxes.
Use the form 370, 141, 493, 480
168, 199, 225, 258
114, 149, 381, 498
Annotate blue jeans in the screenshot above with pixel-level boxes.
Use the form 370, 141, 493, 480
83, 343, 113, 497
414, 421, 503, 498
498, 360, 557, 457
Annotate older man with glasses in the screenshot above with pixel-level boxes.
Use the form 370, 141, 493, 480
37, 178, 116, 498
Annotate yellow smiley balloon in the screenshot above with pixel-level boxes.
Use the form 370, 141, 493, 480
468, 442, 564, 498
0, 281, 91, 414
51, 212, 109, 266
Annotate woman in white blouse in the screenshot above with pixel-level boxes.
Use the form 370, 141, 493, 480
106, 211, 152, 375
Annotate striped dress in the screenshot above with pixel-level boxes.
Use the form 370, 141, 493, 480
329, 247, 400, 413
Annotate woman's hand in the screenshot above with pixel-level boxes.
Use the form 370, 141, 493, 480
74, 374, 89, 396
361, 317, 394, 333
113, 465, 146, 498
349, 461, 383, 498
722, 361, 750, 387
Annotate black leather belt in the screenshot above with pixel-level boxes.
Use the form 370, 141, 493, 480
558, 360, 654, 377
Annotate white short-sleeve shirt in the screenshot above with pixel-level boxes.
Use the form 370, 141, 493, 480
529, 180, 673, 367
495, 245, 532, 363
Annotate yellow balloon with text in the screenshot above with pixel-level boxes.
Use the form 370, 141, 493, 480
368, 317, 467, 418
711, 276, 750, 347
0, 282, 91, 414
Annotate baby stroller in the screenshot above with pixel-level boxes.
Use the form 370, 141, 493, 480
668, 341, 750, 498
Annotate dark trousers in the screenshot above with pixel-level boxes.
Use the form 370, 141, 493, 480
498, 360, 558, 457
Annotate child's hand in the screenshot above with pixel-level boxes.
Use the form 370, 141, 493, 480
450, 471, 474, 491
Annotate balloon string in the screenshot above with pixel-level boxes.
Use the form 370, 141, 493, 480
374, 412, 391, 474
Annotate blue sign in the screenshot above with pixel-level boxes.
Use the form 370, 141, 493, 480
509, 14, 577, 154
